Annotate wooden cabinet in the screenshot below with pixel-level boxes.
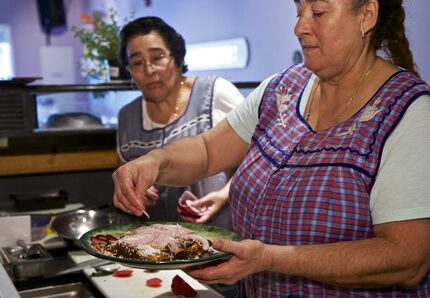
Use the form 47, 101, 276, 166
0, 149, 121, 176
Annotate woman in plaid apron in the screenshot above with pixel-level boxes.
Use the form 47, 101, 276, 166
113, 1, 430, 297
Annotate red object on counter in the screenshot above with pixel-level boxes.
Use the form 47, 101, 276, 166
146, 277, 162, 287
171, 275, 197, 297
112, 270, 133, 277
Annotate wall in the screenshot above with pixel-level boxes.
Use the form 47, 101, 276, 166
0, 0, 86, 83
0, 0, 428, 83
90, 0, 301, 82
404, 0, 430, 81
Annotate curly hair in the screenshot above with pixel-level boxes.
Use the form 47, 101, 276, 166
351, 0, 419, 77
118, 16, 188, 73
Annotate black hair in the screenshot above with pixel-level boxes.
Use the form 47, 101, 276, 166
351, 0, 419, 76
118, 16, 188, 73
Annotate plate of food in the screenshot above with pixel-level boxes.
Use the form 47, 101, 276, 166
80, 221, 241, 270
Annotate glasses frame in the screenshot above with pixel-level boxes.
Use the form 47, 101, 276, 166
126, 53, 173, 74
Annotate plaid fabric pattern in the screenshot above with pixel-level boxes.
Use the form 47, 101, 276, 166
230, 65, 430, 297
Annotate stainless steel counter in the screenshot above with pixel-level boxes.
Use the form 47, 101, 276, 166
0, 263, 20, 298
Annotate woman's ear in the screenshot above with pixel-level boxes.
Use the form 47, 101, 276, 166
361, 0, 378, 36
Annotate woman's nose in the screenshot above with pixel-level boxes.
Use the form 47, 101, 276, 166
294, 14, 310, 38
143, 63, 157, 75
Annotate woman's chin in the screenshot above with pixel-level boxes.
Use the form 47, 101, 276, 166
143, 93, 167, 103
302, 61, 322, 74
303, 62, 315, 72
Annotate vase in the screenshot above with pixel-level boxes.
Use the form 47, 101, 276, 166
107, 59, 130, 81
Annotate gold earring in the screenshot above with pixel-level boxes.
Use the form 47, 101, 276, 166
361, 22, 366, 39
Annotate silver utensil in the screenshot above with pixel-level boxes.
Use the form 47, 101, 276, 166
16, 239, 41, 259
55, 258, 113, 275
91, 263, 120, 276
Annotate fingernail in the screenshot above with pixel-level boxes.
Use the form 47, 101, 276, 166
212, 240, 222, 248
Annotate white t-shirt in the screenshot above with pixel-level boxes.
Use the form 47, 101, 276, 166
227, 75, 430, 225
143, 77, 244, 130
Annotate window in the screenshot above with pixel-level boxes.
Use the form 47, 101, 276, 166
0, 25, 14, 79
185, 38, 249, 71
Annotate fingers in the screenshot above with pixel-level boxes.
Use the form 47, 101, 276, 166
212, 239, 236, 253
187, 239, 260, 285
189, 240, 268, 286
134, 172, 151, 204
113, 173, 138, 213
120, 171, 145, 210
179, 214, 199, 223
113, 192, 144, 217
113, 193, 129, 212
179, 201, 217, 224
187, 259, 238, 285
190, 196, 212, 209
112, 167, 145, 216
145, 187, 159, 206
193, 212, 211, 223
111, 154, 162, 218
150, 185, 160, 194
195, 199, 223, 223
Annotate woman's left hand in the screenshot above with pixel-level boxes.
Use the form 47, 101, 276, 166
180, 191, 227, 224
186, 239, 273, 285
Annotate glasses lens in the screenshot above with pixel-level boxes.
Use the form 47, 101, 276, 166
150, 54, 170, 67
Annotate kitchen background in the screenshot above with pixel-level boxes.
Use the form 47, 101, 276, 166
1, 0, 429, 83
0, 0, 429, 210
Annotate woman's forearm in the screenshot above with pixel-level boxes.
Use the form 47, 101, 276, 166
266, 219, 430, 288
151, 119, 248, 187
149, 134, 210, 187
269, 238, 410, 288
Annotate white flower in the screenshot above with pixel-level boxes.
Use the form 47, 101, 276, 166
276, 87, 291, 127
336, 99, 382, 137
359, 99, 381, 122
79, 57, 108, 80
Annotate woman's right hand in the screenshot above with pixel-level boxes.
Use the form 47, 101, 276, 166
112, 156, 159, 217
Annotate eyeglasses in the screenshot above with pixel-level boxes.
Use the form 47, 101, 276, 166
126, 53, 172, 73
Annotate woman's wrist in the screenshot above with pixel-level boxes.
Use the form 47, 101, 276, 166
262, 243, 277, 272
146, 148, 167, 175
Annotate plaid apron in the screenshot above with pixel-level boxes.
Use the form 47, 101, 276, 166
230, 65, 430, 297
